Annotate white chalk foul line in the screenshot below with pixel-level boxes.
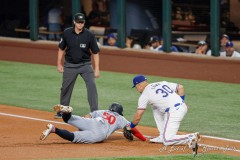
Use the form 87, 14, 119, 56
0, 112, 66, 125
201, 135, 240, 143
0, 111, 240, 153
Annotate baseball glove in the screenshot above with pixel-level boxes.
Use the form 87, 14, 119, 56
123, 125, 133, 141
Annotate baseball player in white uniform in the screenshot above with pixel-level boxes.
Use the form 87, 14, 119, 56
40, 103, 146, 143
128, 75, 200, 156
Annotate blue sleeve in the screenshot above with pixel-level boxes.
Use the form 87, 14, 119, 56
171, 46, 179, 52
158, 46, 163, 51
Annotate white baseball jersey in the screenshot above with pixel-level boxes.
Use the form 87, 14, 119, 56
220, 51, 240, 57
137, 81, 183, 113
150, 45, 162, 51
137, 81, 194, 146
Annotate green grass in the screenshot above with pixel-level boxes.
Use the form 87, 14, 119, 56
0, 61, 240, 140
38, 154, 239, 160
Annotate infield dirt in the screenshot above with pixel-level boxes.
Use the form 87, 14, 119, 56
0, 105, 239, 159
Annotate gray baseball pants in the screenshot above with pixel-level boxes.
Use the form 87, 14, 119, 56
60, 64, 98, 112
68, 115, 107, 143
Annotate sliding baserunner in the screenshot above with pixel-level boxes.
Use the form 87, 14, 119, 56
40, 103, 146, 143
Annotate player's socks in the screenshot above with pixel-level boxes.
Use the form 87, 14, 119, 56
62, 113, 72, 123
55, 128, 74, 141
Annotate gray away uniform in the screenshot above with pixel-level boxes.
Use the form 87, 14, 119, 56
67, 110, 130, 143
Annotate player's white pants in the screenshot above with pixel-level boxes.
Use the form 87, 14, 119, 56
152, 109, 165, 143
153, 103, 192, 146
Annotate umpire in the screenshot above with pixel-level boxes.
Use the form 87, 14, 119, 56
55, 13, 100, 118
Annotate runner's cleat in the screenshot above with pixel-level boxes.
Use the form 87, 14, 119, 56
40, 124, 55, 141
53, 104, 73, 113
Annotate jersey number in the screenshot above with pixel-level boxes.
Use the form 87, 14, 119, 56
155, 85, 173, 97
103, 112, 116, 125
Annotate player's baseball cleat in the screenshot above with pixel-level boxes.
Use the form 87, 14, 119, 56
188, 132, 200, 157
149, 136, 163, 143
40, 124, 55, 141
192, 142, 198, 157
53, 104, 73, 113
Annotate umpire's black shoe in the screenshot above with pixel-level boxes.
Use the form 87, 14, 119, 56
54, 112, 62, 119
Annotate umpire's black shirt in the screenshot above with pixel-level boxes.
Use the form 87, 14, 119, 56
59, 27, 100, 64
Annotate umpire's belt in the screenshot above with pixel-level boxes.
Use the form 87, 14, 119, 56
165, 103, 182, 112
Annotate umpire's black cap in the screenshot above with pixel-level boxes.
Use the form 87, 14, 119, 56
74, 13, 85, 23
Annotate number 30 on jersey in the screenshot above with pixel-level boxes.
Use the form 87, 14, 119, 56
156, 85, 173, 97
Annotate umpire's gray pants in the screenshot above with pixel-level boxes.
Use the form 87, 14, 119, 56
60, 64, 98, 112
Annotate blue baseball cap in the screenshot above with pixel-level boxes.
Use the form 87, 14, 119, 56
226, 41, 234, 47
132, 75, 147, 88
107, 33, 117, 39
149, 36, 160, 44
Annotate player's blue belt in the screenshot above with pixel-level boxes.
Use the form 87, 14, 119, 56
165, 103, 181, 112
